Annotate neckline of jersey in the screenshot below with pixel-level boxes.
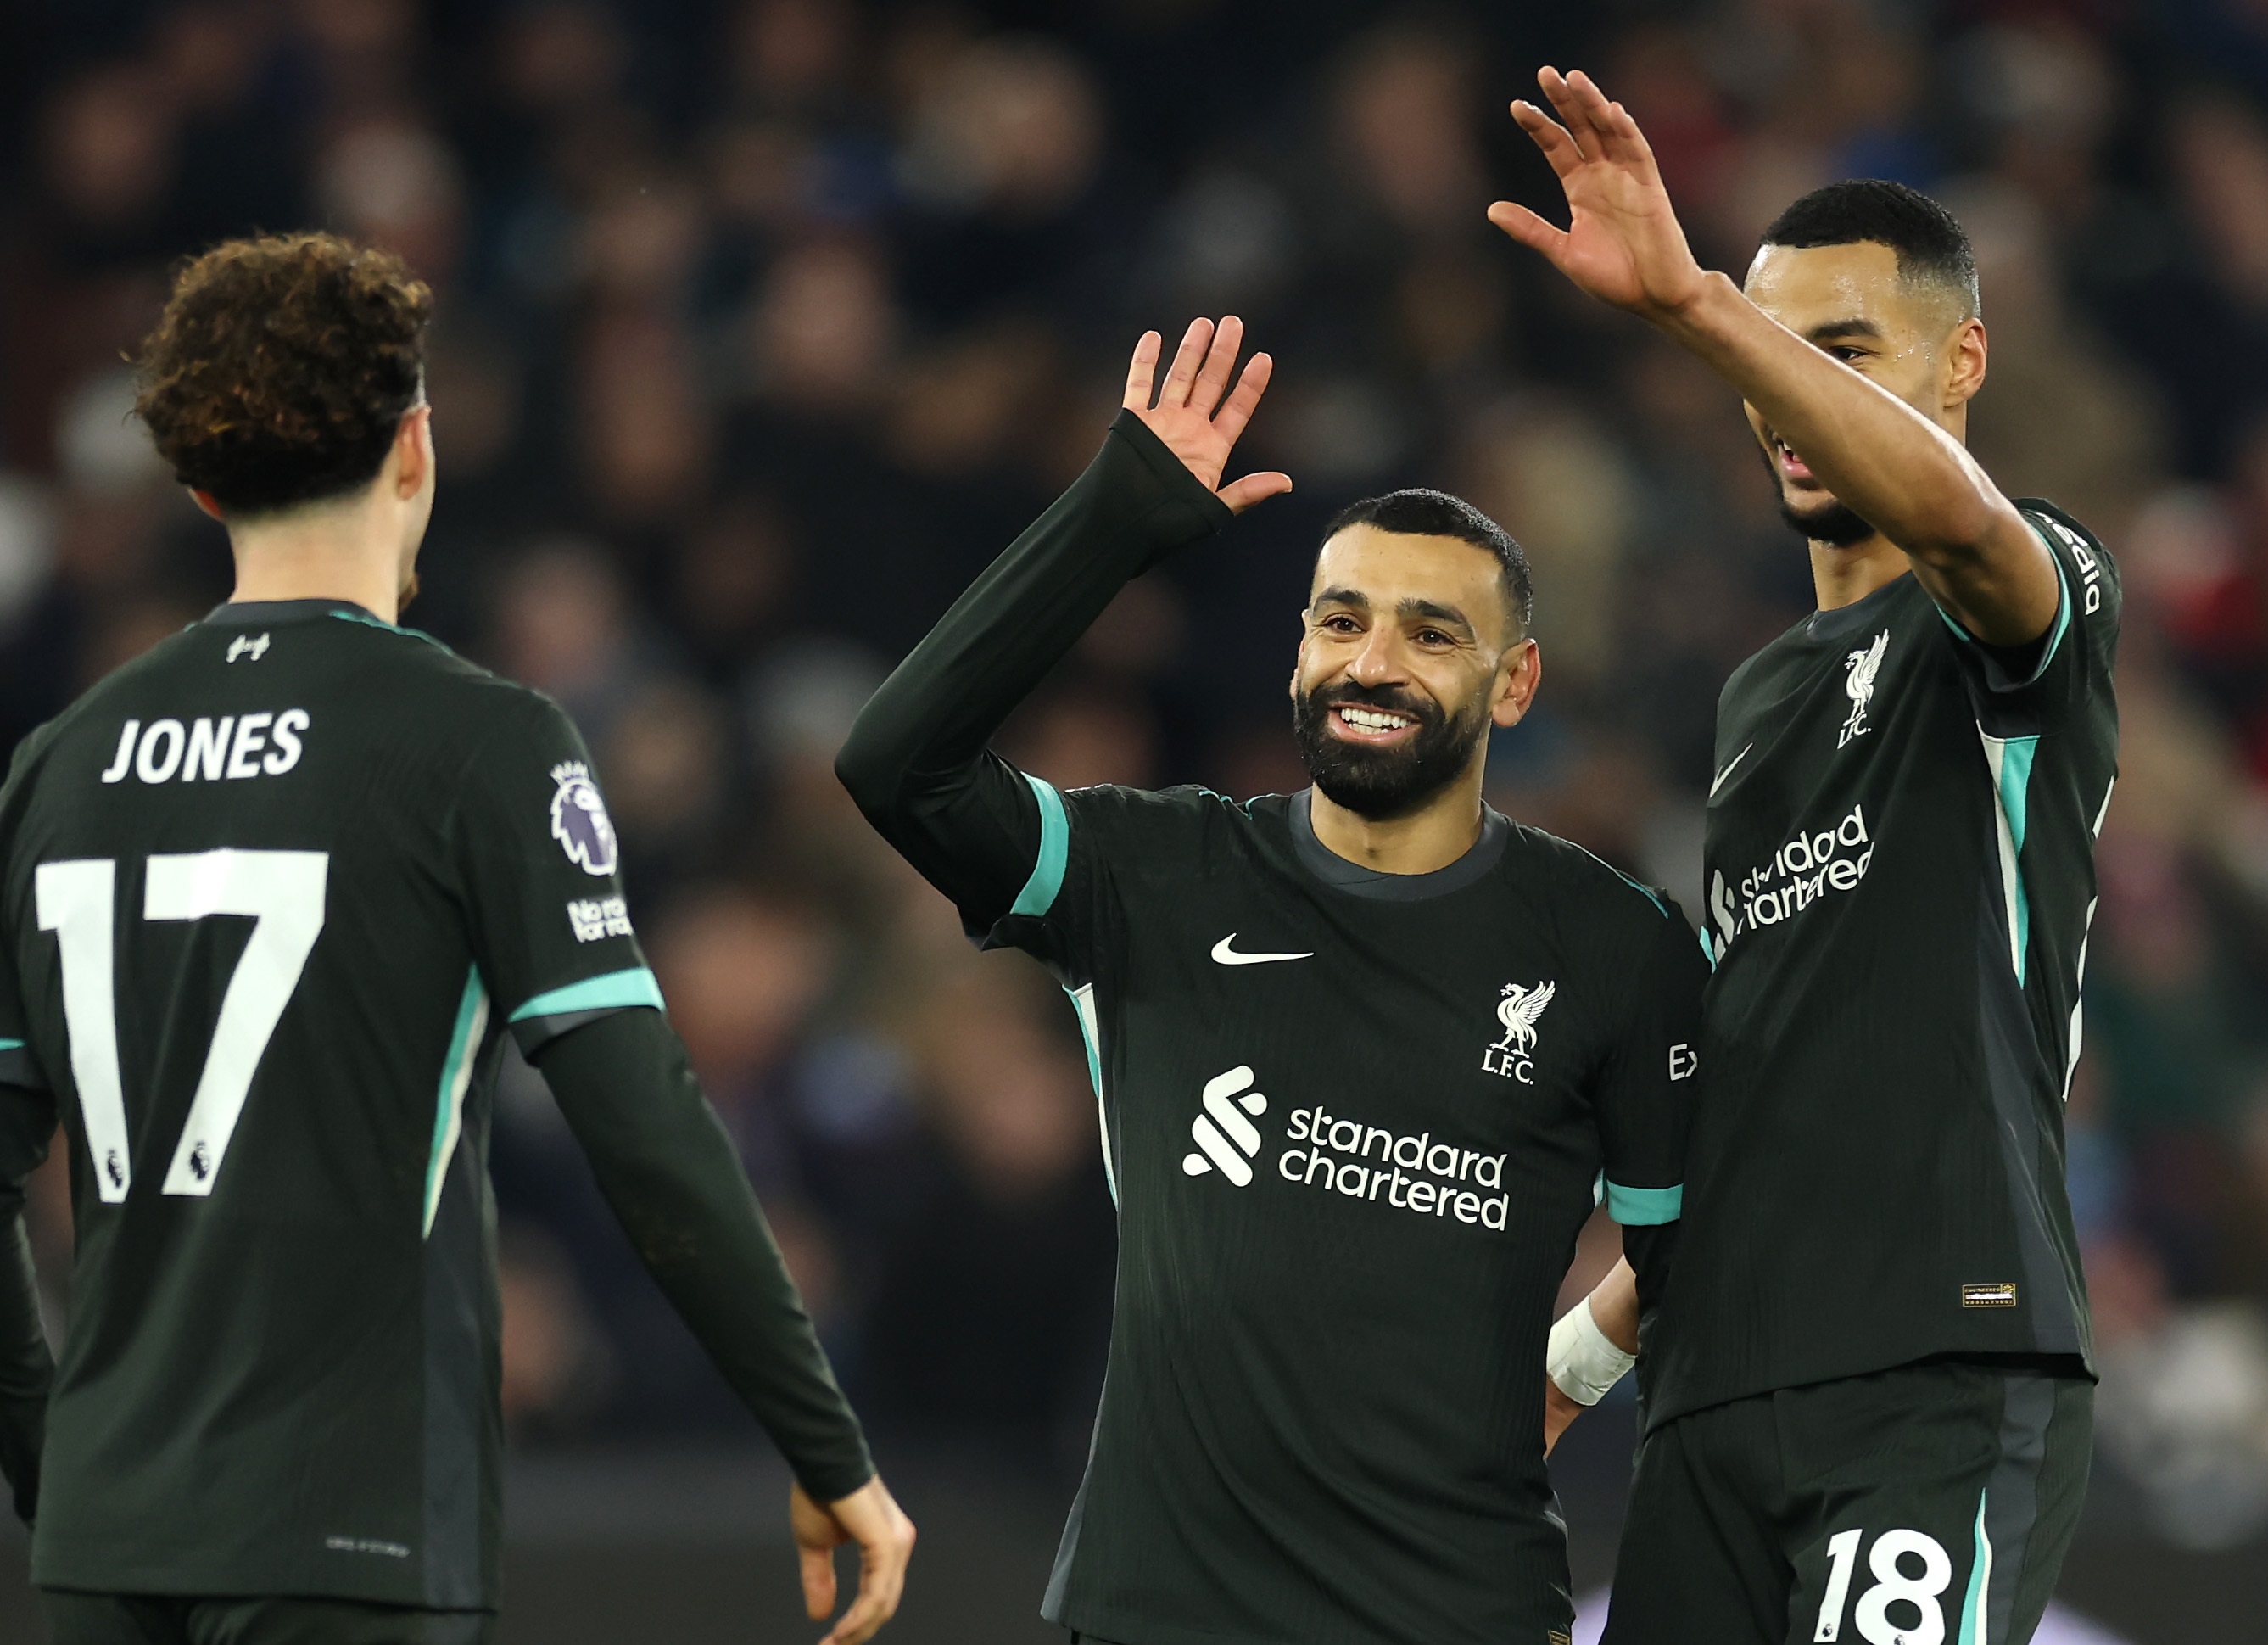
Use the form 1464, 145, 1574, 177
1804, 568, 1917, 642
204, 597, 380, 628
1286, 789, 1511, 901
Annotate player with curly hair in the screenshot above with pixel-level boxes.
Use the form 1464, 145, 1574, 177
0, 233, 914, 1645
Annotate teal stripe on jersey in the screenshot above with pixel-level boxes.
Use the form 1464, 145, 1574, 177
507, 966, 664, 1022
328, 608, 454, 653
1064, 982, 1118, 1207
1011, 775, 1070, 918
0, 1038, 20, 1052
1957, 1489, 1994, 1643
1982, 733, 2042, 983
425, 969, 489, 1238
1604, 1180, 1683, 1225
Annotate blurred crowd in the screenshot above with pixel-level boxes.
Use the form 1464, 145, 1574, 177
6, 0, 2268, 1539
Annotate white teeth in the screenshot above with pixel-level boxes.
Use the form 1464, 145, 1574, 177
1339, 707, 1411, 731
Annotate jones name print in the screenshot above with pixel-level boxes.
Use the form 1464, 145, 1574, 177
98, 713, 310, 786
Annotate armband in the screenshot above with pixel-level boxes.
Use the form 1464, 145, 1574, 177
1546, 1295, 1636, 1407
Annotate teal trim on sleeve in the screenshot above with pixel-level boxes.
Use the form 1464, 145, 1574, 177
0, 1039, 20, 1053
508, 965, 665, 1023
1009, 774, 1070, 919
1934, 519, 2072, 689
425, 968, 489, 1238
1698, 927, 1718, 971
1605, 1179, 1684, 1225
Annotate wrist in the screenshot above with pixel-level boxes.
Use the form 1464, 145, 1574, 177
1547, 1295, 1637, 1407
1647, 267, 1740, 342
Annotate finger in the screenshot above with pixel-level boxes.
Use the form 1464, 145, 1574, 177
1535, 66, 1593, 161
1122, 330, 1161, 411
1188, 314, 1244, 418
1159, 316, 1215, 408
1485, 199, 1572, 264
801, 1541, 839, 1623
1561, 69, 1634, 165
822, 1541, 908, 1645
1216, 471, 1293, 514
1509, 98, 1584, 181
1599, 95, 1663, 178
1210, 350, 1273, 446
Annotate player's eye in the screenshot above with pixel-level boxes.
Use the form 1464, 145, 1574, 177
1321, 613, 1360, 634
1416, 629, 1452, 646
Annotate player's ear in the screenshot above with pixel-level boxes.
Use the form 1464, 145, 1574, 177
1943, 315, 1986, 411
394, 403, 433, 500
1490, 638, 1540, 730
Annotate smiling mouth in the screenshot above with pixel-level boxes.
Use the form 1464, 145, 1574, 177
1771, 436, 1817, 484
1331, 703, 1418, 742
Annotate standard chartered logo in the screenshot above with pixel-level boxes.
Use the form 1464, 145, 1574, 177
1181, 1064, 1511, 1231
1181, 1065, 1270, 1185
1712, 801, 1874, 954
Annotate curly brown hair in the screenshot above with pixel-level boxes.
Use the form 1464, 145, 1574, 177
133, 232, 433, 517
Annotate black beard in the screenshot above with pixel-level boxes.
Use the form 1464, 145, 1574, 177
1779, 493, 1879, 547
1758, 435, 1879, 547
1292, 680, 1486, 820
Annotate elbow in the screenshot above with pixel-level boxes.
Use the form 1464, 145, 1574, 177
1904, 490, 2016, 572
832, 719, 902, 826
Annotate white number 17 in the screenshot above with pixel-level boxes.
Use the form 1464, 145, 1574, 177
35, 850, 327, 1201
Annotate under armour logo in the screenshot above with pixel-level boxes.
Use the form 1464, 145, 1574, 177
227, 633, 271, 663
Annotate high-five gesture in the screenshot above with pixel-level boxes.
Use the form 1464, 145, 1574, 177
1487, 67, 1709, 322
1124, 316, 1293, 515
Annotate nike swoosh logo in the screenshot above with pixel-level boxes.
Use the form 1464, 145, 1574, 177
1708, 744, 1753, 798
1211, 935, 1315, 966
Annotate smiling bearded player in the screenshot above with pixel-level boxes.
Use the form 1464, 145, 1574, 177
1494, 69, 2117, 1645
838, 316, 1706, 1645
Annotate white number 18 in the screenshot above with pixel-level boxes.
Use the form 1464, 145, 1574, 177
35, 850, 327, 1200
1815, 1525, 1953, 1645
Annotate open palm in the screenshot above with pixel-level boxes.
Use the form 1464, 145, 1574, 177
1486, 67, 1709, 320
1123, 316, 1292, 515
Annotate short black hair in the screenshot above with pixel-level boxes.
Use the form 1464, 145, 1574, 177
1321, 489, 1533, 638
1759, 179, 1980, 319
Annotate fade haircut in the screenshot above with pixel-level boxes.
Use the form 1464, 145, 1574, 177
1321, 489, 1534, 640
1759, 179, 1980, 321
134, 232, 433, 518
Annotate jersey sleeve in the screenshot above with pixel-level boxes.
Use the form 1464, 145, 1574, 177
1936, 501, 2122, 734
0, 917, 54, 1525
1587, 890, 1709, 1312
972, 781, 1189, 985
450, 692, 662, 1056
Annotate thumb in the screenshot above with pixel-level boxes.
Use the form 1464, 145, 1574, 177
1218, 471, 1293, 514
1486, 200, 1570, 263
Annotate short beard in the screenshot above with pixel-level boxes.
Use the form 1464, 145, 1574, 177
1758, 437, 1879, 547
1292, 680, 1486, 820
1779, 494, 1879, 548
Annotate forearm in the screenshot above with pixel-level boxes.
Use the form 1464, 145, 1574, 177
1657, 274, 2021, 562
1583, 1254, 1640, 1353
536, 1010, 873, 1501
0, 1205, 47, 1525
835, 411, 1228, 870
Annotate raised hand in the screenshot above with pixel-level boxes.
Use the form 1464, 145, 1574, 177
1122, 316, 1293, 515
793, 1475, 917, 1645
1486, 67, 1709, 321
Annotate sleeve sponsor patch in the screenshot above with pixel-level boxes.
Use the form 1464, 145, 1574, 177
567, 896, 634, 943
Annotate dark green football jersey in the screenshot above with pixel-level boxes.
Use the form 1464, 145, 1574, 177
0, 599, 664, 1609
1651, 503, 2119, 1425
995, 787, 1703, 1645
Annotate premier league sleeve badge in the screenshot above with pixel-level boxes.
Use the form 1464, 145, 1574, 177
548, 761, 621, 876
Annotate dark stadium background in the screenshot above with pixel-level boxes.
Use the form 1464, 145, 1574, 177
4, 0, 2268, 1639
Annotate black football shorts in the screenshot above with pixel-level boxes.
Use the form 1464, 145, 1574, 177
1604, 1359, 2092, 1645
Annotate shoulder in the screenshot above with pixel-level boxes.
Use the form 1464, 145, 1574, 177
1059, 781, 1257, 831
327, 617, 572, 743
1501, 821, 1697, 948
